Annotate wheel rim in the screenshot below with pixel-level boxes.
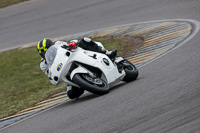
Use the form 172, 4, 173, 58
82, 74, 106, 87
123, 61, 136, 71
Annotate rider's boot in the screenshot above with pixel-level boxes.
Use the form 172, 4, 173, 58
67, 86, 84, 100
105, 49, 117, 59
101, 47, 117, 58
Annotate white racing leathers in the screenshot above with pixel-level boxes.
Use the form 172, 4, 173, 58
40, 41, 68, 85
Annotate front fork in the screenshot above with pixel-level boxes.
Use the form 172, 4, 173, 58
114, 57, 125, 73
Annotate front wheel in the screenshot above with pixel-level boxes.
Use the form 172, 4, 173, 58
72, 73, 109, 95
122, 59, 138, 82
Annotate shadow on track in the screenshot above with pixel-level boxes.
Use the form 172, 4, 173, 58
65, 81, 128, 104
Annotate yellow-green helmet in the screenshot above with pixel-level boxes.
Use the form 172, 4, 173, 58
37, 38, 53, 58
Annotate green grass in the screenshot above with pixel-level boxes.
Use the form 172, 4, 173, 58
0, 47, 66, 119
0, 37, 143, 119
0, 0, 27, 8
96, 38, 128, 56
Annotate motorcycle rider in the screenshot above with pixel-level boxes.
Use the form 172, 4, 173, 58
37, 37, 117, 99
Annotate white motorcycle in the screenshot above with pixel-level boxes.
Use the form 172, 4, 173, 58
45, 45, 138, 95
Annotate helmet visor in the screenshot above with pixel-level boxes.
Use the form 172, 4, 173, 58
39, 52, 46, 59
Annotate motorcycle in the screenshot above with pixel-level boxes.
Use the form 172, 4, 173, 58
45, 44, 138, 95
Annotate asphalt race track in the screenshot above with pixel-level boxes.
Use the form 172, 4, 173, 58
0, 0, 200, 133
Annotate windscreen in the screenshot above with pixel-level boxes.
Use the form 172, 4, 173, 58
45, 45, 57, 67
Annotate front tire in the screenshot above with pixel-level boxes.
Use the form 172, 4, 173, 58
72, 73, 109, 95
122, 59, 138, 82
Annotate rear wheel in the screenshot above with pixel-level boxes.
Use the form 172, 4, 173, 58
122, 59, 138, 82
72, 73, 109, 95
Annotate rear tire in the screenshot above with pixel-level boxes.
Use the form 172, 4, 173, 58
72, 73, 109, 95
122, 59, 138, 82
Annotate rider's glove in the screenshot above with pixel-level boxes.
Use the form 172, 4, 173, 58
68, 42, 77, 50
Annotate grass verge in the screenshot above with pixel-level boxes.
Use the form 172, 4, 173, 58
0, 47, 66, 119
0, 0, 28, 8
0, 36, 143, 119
